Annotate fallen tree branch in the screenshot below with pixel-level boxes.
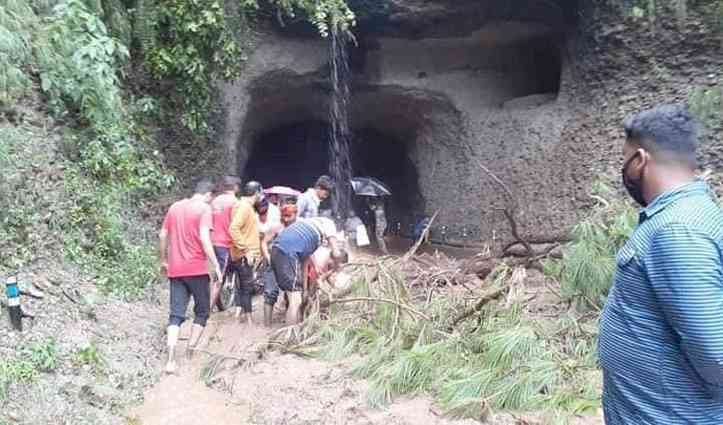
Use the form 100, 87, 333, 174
450, 284, 510, 328
329, 297, 431, 321
462, 138, 533, 257
399, 212, 438, 263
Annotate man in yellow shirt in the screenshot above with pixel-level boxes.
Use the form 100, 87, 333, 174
229, 181, 263, 323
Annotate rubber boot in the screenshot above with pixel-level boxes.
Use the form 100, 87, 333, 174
263, 303, 273, 328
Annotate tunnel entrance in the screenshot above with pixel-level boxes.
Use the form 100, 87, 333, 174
243, 121, 423, 234
244, 121, 330, 190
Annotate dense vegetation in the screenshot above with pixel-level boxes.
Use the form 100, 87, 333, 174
0, 0, 353, 298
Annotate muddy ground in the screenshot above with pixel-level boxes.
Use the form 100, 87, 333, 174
131, 294, 603, 425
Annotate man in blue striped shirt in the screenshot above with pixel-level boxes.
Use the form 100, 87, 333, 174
599, 104, 723, 424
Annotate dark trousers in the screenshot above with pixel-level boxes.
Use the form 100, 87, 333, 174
271, 246, 302, 292
212, 246, 230, 310
169, 275, 210, 327
262, 263, 280, 306
228, 257, 254, 313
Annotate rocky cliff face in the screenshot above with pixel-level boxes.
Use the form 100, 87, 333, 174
216, 0, 721, 246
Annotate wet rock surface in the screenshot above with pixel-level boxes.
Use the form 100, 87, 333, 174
208, 1, 721, 250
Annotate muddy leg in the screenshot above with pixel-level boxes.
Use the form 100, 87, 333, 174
165, 325, 180, 373
286, 291, 303, 325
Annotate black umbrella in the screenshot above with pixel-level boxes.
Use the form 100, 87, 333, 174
350, 177, 392, 197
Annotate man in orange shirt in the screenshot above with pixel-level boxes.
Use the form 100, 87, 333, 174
159, 179, 221, 373
210, 176, 241, 311
228, 180, 263, 323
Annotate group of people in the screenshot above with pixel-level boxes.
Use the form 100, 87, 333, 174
159, 175, 348, 373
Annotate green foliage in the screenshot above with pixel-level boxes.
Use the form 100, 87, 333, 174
74, 341, 106, 372
544, 183, 637, 311
24, 338, 60, 372
0, 0, 36, 105
63, 168, 162, 299
0, 127, 56, 268
304, 264, 601, 420
0, 0, 169, 298
0, 339, 59, 400
144, 0, 247, 132
140, 0, 355, 132
0, 358, 38, 400
689, 86, 722, 130
38, 0, 129, 125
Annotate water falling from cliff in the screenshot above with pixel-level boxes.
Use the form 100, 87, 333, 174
327, 27, 354, 221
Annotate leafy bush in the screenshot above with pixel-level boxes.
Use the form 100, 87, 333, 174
74, 341, 106, 372
0, 0, 36, 106
24, 338, 59, 372
37, 0, 128, 125
138, 0, 354, 132
544, 183, 637, 311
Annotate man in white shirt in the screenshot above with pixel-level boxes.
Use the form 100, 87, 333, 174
296, 175, 334, 219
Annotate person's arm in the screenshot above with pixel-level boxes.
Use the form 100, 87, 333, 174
229, 203, 248, 257
296, 195, 309, 218
159, 228, 169, 276
261, 224, 280, 263
645, 224, 723, 401
200, 208, 221, 279
159, 211, 171, 276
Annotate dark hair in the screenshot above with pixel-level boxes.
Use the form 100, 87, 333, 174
194, 179, 215, 195
331, 247, 349, 265
315, 175, 334, 192
242, 180, 263, 197
217, 175, 241, 192
254, 196, 269, 214
624, 104, 698, 167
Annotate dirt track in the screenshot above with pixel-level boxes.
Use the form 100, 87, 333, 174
131, 291, 603, 425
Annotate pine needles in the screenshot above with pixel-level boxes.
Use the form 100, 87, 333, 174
545, 182, 636, 310
283, 256, 602, 421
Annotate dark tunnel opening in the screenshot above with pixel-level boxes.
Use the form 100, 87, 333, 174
243, 121, 424, 234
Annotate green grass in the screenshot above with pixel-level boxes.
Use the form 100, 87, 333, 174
0, 338, 59, 400
74, 341, 106, 372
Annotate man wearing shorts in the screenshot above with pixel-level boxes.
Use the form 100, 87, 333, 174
210, 176, 240, 311
159, 179, 221, 374
271, 216, 347, 325
261, 203, 298, 327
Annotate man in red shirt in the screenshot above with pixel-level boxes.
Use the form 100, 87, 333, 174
210, 176, 241, 311
159, 179, 222, 374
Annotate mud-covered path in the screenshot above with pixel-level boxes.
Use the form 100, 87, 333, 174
131, 296, 487, 425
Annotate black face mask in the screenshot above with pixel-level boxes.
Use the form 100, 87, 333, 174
621, 152, 647, 207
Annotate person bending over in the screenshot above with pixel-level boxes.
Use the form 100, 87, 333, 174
270, 217, 346, 325
301, 245, 349, 317
159, 179, 221, 374
261, 203, 298, 327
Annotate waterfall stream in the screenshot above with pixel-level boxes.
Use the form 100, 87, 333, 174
327, 27, 354, 221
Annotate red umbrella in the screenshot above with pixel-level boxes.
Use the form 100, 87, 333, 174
264, 186, 301, 197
